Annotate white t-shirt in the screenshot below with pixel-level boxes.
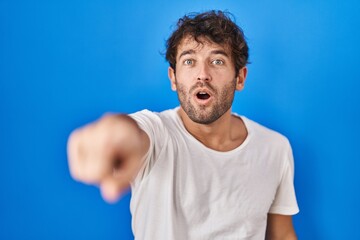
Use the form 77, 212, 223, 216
130, 108, 299, 240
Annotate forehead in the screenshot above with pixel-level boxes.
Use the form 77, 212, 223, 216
176, 36, 230, 58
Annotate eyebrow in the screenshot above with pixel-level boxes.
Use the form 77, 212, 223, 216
178, 50, 195, 59
178, 49, 229, 60
210, 50, 229, 57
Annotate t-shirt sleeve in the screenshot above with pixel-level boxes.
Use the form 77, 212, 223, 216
268, 143, 300, 215
129, 110, 169, 189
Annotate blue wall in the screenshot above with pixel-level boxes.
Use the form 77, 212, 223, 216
1, 1, 359, 239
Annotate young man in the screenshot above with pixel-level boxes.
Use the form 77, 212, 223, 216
68, 10, 299, 239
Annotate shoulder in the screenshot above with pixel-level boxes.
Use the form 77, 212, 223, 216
130, 109, 160, 122
240, 116, 296, 179
129, 108, 180, 134
240, 116, 291, 150
130, 108, 177, 125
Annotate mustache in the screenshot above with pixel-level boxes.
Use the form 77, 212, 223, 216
189, 82, 216, 94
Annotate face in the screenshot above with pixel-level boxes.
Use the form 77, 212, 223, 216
168, 36, 247, 124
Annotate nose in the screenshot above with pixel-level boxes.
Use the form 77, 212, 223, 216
197, 63, 211, 81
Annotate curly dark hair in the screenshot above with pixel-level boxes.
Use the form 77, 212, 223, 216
165, 10, 249, 76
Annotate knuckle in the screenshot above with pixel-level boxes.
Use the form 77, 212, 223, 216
100, 113, 117, 124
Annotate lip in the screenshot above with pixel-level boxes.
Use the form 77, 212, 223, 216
192, 88, 213, 105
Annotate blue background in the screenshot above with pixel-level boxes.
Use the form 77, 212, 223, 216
1, 0, 360, 239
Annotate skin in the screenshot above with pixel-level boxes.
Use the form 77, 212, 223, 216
168, 36, 247, 151
266, 214, 298, 240
67, 114, 149, 202
67, 35, 297, 239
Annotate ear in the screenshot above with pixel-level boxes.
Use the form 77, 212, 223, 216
168, 66, 177, 91
235, 67, 248, 91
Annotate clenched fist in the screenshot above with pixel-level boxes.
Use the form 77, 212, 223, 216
67, 114, 149, 203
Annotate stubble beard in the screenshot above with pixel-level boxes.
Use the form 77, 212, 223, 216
176, 79, 237, 125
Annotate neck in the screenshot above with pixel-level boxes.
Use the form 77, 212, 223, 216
178, 107, 247, 152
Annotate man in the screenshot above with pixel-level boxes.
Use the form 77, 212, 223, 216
67, 10, 299, 239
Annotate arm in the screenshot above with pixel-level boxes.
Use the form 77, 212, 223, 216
67, 114, 150, 203
265, 214, 297, 240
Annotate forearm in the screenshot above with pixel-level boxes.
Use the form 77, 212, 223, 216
265, 232, 297, 240
265, 214, 297, 240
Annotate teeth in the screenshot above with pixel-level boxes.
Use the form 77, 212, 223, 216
199, 92, 207, 94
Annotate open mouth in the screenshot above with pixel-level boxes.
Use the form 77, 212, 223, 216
196, 91, 211, 100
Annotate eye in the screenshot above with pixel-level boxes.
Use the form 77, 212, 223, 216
183, 59, 194, 65
212, 59, 224, 65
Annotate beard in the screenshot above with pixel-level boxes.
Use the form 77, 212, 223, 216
175, 79, 237, 124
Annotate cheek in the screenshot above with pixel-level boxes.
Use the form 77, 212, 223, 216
176, 84, 190, 101
176, 66, 199, 79
174, 74, 192, 90
213, 70, 234, 79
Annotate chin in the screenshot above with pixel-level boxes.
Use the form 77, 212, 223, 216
189, 113, 221, 125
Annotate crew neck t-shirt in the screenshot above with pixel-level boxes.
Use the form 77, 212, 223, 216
130, 108, 299, 240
